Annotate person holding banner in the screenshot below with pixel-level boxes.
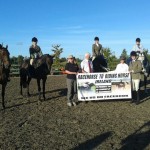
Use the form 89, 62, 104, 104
81, 53, 93, 73
129, 51, 142, 104
65, 55, 79, 107
115, 56, 129, 72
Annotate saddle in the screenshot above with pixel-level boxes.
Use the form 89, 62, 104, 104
32, 58, 44, 69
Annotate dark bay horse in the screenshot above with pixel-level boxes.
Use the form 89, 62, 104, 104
0, 44, 10, 109
20, 54, 54, 101
92, 55, 109, 72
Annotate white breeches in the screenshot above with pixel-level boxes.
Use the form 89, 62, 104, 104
30, 59, 34, 65
132, 79, 140, 91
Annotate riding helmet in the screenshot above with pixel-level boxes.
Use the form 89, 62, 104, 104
94, 37, 99, 41
136, 38, 141, 42
120, 56, 126, 60
130, 51, 137, 56
32, 37, 38, 42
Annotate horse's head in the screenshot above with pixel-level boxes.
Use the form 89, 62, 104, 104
45, 54, 54, 73
0, 44, 10, 69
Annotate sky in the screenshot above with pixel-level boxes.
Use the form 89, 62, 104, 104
0, 0, 150, 58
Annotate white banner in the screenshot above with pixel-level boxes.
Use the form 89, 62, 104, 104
77, 72, 132, 101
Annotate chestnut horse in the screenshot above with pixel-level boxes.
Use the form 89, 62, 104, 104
0, 44, 10, 109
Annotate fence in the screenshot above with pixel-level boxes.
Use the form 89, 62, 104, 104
10, 64, 20, 76
10, 62, 119, 77
10, 64, 65, 77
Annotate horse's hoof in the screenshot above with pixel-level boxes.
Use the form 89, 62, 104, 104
2, 105, 5, 110
28, 94, 31, 97
39, 98, 42, 102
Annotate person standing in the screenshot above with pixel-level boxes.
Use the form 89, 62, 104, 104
81, 53, 93, 73
115, 56, 129, 72
65, 55, 79, 107
92, 37, 103, 61
129, 51, 142, 104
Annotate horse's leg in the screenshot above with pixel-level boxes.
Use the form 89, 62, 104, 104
20, 78, 23, 96
144, 76, 148, 94
27, 77, 31, 97
42, 77, 47, 100
2, 83, 6, 109
37, 78, 41, 100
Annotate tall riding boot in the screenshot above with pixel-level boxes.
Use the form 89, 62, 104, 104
136, 90, 140, 105
131, 91, 135, 103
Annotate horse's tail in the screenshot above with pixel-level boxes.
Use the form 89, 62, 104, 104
20, 67, 28, 88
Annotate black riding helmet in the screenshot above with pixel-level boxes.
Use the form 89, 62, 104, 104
136, 38, 141, 42
94, 37, 99, 41
130, 51, 137, 56
32, 37, 38, 42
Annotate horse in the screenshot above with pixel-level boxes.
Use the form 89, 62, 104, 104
20, 54, 54, 101
0, 44, 10, 109
127, 52, 150, 93
92, 55, 109, 72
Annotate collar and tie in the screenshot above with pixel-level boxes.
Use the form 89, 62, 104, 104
88, 60, 92, 73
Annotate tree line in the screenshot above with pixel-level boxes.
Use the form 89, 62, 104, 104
10, 45, 150, 70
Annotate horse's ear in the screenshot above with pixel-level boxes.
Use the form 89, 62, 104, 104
6, 45, 8, 49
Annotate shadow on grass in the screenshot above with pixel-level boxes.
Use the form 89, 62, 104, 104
0, 100, 38, 111
72, 132, 112, 150
138, 89, 150, 104
27, 88, 67, 97
121, 121, 150, 150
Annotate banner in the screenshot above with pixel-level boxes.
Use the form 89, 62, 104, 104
77, 72, 132, 101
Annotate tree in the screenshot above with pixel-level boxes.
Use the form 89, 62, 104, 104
52, 45, 63, 68
102, 47, 119, 70
17, 55, 24, 65
103, 47, 112, 59
121, 49, 128, 58
10, 56, 17, 64
60, 57, 67, 63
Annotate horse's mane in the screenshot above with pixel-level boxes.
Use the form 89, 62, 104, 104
0, 46, 10, 67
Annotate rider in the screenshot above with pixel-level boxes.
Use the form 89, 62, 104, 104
129, 51, 142, 105
29, 37, 43, 66
132, 38, 144, 55
92, 37, 103, 61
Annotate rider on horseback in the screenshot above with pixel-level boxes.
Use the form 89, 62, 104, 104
29, 37, 43, 67
92, 37, 103, 61
132, 38, 144, 55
